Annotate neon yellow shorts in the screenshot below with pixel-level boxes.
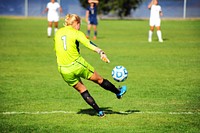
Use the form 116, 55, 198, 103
58, 56, 94, 86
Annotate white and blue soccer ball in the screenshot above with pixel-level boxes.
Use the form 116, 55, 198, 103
112, 66, 128, 82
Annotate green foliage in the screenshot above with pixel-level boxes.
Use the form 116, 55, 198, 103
0, 17, 200, 132
79, 0, 143, 17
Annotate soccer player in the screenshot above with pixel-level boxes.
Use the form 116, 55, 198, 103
148, 0, 163, 42
54, 14, 127, 117
42, 0, 63, 37
85, 0, 98, 40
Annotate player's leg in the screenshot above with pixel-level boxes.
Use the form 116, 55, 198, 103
59, 64, 104, 117
73, 81, 104, 117
92, 19, 98, 40
86, 24, 91, 38
148, 18, 155, 42
47, 21, 53, 37
148, 26, 154, 42
89, 71, 127, 99
93, 25, 97, 40
76, 56, 126, 98
156, 26, 163, 42
155, 19, 163, 42
53, 15, 59, 35
54, 21, 59, 34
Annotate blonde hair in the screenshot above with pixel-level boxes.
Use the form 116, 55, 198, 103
64, 14, 81, 26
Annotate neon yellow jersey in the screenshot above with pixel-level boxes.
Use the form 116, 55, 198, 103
54, 26, 97, 66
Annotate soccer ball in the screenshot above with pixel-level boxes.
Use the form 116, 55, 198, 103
112, 66, 128, 82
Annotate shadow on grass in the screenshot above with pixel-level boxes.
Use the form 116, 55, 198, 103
77, 107, 140, 116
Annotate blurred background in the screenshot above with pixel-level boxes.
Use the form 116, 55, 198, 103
0, 0, 200, 19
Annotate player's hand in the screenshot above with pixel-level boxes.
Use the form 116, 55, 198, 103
100, 52, 110, 63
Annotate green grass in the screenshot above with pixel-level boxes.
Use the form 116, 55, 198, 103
0, 17, 200, 133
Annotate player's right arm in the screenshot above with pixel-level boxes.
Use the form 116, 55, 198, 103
88, 0, 99, 4
42, 3, 49, 14
42, 7, 48, 14
77, 31, 110, 63
85, 10, 89, 24
148, 0, 155, 9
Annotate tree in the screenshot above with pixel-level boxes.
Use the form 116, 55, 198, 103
79, 0, 143, 18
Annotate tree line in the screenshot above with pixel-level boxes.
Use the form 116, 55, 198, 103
79, 0, 144, 18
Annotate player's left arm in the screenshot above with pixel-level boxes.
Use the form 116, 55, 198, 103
160, 11, 163, 17
159, 6, 163, 17
59, 7, 63, 14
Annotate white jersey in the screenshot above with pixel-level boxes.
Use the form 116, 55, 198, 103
47, 2, 60, 22
149, 4, 162, 26
150, 5, 162, 20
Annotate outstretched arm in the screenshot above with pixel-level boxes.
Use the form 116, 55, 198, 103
94, 47, 110, 63
88, 42, 110, 63
78, 32, 110, 63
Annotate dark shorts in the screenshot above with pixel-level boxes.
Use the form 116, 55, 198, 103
89, 18, 98, 25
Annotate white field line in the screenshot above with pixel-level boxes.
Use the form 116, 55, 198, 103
2, 111, 76, 115
119, 111, 200, 115
1, 111, 200, 115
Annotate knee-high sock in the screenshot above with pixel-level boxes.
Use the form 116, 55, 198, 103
47, 27, 52, 36
157, 30, 163, 41
54, 28, 58, 34
148, 30, 153, 40
81, 90, 100, 112
87, 30, 90, 36
94, 31, 97, 37
99, 79, 120, 94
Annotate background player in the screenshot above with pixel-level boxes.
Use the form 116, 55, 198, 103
85, 0, 99, 40
43, 0, 63, 37
54, 14, 127, 117
148, 0, 163, 42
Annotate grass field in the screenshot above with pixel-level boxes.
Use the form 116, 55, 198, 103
0, 17, 200, 133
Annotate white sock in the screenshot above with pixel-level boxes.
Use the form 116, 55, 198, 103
157, 30, 163, 41
148, 30, 153, 42
47, 27, 52, 37
54, 28, 58, 34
